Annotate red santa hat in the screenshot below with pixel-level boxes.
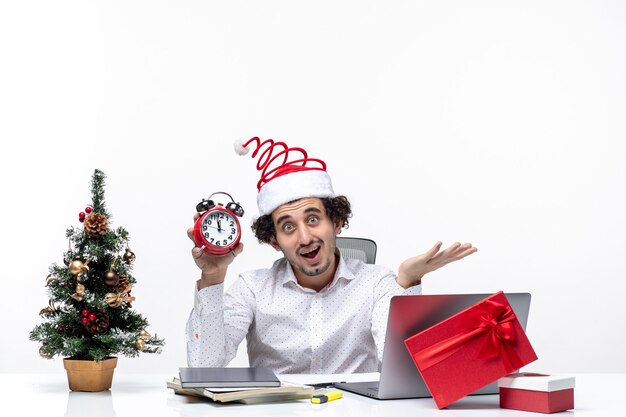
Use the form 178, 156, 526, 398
234, 137, 335, 216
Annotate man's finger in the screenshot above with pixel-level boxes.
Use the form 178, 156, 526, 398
232, 242, 244, 257
454, 246, 477, 260
430, 242, 459, 262
445, 242, 462, 254
191, 245, 205, 259
425, 241, 443, 258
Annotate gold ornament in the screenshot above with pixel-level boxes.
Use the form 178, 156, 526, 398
104, 292, 135, 308
70, 283, 86, 301
68, 260, 89, 276
38, 300, 56, 316
45, 274, 55, 286
104, 292, 122, 308
138, 329, 151, 340
123, 247, 136, 263
135, 338, 146, 350
39, 345, 51, 358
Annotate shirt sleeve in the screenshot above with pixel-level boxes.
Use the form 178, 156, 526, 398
371, 275, 422, 365
185, 277, 256, 367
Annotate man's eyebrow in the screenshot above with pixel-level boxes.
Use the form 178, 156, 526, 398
275, 214, 292, 227
275, 207, 323, 227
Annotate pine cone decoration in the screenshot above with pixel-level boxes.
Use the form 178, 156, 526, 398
83, 213, 109, 237
84, 311, 110, 333
115, 275, 132, 294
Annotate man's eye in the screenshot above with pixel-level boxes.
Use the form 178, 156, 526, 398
308, 216, 319, 224
283, 224, 294, 232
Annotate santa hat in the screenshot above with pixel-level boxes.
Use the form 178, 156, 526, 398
234, 137, 335, 216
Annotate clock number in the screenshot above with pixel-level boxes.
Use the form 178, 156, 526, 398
204, 232, 210, 238
228, 235, 232, 240
216, 241, 221, 246
230, 221, 234, 226
206, 219, 212, 225
203, 225, 208, 231
231, 228, 236, 234
223, 239, 228, 245
210, 238, 215, 243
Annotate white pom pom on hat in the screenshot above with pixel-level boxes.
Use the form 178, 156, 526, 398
234, 137, 335, 216
233, 138, 250, 156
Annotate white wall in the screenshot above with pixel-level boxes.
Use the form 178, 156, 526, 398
1, 1, 624, 374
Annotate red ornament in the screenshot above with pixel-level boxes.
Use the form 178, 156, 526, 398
57, 325, 65, 332
81, 309, 89, 316
85, 206, 92, 214
88, 313, 96, 321
81, 317, 88, 324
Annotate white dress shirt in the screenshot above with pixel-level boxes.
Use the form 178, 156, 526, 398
186, 255, 421, 374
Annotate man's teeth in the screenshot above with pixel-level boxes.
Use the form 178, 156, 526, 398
301, 247, 319, 256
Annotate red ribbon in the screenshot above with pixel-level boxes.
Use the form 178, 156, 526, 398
411, 299, 524, 373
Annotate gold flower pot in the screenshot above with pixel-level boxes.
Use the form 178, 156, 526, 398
63, 357, 118, 392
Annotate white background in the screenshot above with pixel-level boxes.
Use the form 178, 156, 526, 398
1, 1, 624, 374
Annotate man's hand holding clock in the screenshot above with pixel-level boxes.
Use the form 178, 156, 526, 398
188, 192, 245, 290
188, 212, 244, 290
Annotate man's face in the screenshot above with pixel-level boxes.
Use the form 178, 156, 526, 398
271, 197, 341, 282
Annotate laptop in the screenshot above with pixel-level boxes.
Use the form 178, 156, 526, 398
334, 293, 532, 400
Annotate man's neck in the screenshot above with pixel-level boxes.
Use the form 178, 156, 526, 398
293, 252, 340, 292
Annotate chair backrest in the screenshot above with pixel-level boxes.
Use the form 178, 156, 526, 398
336, 237, 377, 264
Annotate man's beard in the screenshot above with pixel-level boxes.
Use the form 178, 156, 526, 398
297, 256, 334, 277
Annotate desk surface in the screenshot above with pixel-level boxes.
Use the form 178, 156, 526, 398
3, 373, 624, 416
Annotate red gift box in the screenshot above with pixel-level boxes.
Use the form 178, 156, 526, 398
499, 373, 575, 414
404, 291, 538, 409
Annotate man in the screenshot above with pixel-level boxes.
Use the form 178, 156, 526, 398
186, 137, 476, 374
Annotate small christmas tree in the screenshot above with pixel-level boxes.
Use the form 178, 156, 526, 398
30, 169, 164, 362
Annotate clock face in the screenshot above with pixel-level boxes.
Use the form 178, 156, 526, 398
199, 209, 239, 249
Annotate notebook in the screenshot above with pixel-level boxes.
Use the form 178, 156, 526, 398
178, 367, 281, 388
334, 293, 532, 400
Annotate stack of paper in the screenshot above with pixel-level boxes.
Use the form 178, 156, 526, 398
167, 367, 315, 404
167, 378, 315, 404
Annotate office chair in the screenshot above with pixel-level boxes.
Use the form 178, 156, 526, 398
336, 237, 377, 264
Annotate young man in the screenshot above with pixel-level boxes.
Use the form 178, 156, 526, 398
185, 138, 476, 374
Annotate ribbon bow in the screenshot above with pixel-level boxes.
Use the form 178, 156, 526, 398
411, 299, 523, 373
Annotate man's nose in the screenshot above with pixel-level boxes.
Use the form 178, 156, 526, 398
296, 224, 313, 244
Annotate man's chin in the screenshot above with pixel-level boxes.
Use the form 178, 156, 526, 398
298, 260, 332, 277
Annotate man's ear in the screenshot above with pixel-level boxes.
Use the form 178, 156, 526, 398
334, 220, 343, 236
269, 237, 282, 252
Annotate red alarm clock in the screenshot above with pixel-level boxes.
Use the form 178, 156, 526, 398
193, 192, 244, 256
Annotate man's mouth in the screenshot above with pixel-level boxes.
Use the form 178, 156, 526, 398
300, 246, 321, 259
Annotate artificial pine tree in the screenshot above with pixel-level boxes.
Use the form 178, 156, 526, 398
30, 169, 164, 366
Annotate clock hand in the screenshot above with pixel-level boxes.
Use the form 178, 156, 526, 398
217, 219, 222, 232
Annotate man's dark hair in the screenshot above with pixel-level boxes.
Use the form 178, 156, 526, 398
251, 196, 352, 244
